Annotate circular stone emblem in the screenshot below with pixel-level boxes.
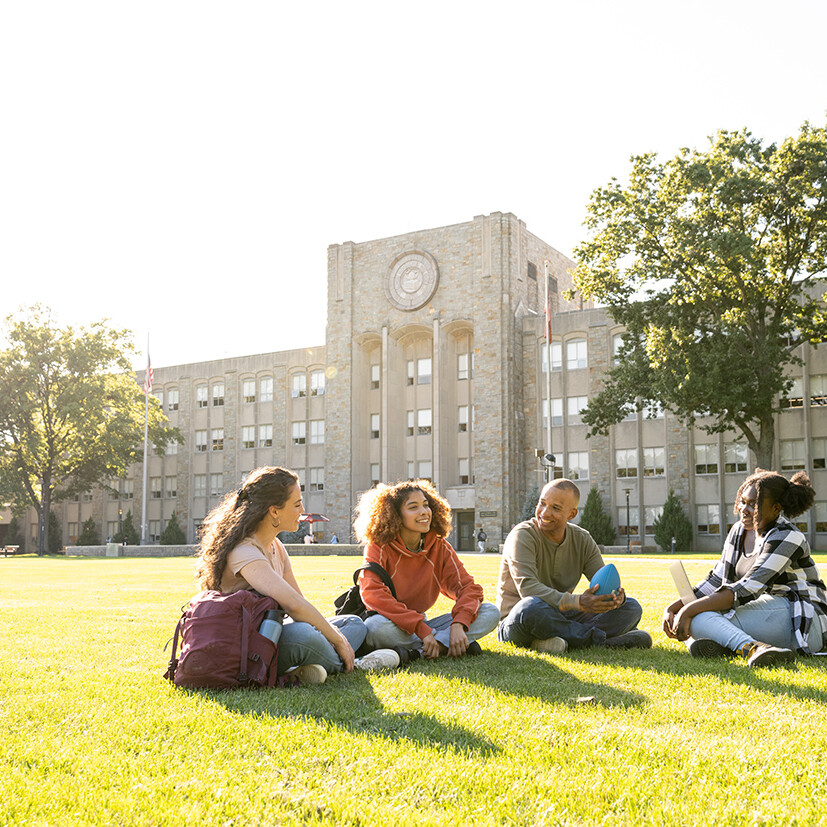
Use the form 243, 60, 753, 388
385, 250, 439, 311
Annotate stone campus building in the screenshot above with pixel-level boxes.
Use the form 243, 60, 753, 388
23, 212, 827, 553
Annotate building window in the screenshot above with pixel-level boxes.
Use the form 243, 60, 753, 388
782, 377, 804, 409
210, 473, 223, 497
166, 442, 178, 456
309, 467, 324, 492
813, 438, 827, 470
566, 338, 587, 370
780, 439, 806, 471
292, 374, 307, 398
458, 457, 473, 485
196, 385, 208, 408
815, 502, 827, 532
542, 398, 563, 429
810, 375, 827, 407
193, 475, 207, 497
407, 410, 415, 437
724, 443, 748, 474
309, 420, 324, 445
567, 396, 588, 425
643, 447, 665, 477
370, 413, 380, 439
258, 424, 273, 447
458, 353, 472, 381
695, 444, 718, 475
527, 261, 537, 281
567, 451, 589, 481
407, 461, 415, 479
621, 403, 637, 422
82, 491, 93, 503
310, 370, 325, 396
150, 477, 162, 499
212, 383, 225, 407
167, 389, 179, 411
417, 409, 432, 436
154, 391, 164, 409
418, 460, 432, 480
165, 476, 177, 499
644, 400, 664, 419
370, 464, 380, 486
195, 430, 207, 453
241, 426, 255, 449
211, 428, 224, 451
407, 360, 415, 386
370, 365, 380, 390
149, 520, 160, 543
292, 422, 306, 445
242, 379, 256, 403
645, 506, 663, 535
541, 343, 562, 373
417, 358, 432, 385
260, 377, 273, 402
616, 448, 638, 478
612, 333, 625, 365
697, 504, 720, 535
458, 405, 469, 433
618, 506, 639, 536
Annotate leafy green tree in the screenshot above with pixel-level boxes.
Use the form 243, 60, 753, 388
114, 510, 140, 545
0, 306, 180, 554
77, 518, 100, 546
578, 487, 616, 546
278, 521, 310, 545
159, 511, 186, 545
570, 122, 827, 469
47, 510, 62, 554
520, 485, 541, 522
4, 515, 24, 548
653, 490, 694, 553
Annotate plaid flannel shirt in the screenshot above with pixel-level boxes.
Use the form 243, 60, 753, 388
693, 517, 827, 654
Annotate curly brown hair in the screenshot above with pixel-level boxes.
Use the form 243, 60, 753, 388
195, 466, 299, 590
353, 479, 452, 546
733, 468, 816, 520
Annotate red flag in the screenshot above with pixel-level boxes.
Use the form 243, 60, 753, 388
144, 356, 154, 394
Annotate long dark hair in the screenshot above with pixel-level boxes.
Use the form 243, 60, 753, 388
733, 468, 816, 520
195, 466, 299, 590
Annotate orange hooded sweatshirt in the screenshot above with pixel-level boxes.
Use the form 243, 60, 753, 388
359, 531, 484, 640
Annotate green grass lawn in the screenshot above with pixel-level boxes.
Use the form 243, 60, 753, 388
3, 554, 827, 826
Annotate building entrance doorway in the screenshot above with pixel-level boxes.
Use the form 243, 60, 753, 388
454, 510, 475, 552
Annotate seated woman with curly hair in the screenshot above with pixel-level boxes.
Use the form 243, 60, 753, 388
353, 479, 500, 659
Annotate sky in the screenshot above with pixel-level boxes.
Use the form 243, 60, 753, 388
2, 0, 826, 370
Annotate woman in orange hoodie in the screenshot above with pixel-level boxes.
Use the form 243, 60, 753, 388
353, 479, 500, 658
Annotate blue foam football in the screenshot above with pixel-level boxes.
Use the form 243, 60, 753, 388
590, 563, 621, 596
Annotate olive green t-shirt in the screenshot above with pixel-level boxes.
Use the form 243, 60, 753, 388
496, 518, 605, 617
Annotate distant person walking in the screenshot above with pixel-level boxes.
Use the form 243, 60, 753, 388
476, 527, 487, 553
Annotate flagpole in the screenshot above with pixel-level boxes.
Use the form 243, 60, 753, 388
141, 336, 150, 545
544, 260, 553, 482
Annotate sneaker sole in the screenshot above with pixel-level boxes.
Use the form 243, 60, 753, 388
689, 639, 728, 658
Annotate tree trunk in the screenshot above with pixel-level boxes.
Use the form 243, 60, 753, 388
751, 415, 776, 471
39, 478, 51, 556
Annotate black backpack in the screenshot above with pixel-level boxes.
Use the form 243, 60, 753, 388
333, 561, 395, 619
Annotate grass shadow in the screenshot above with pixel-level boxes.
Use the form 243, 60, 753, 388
199, 671, 501, 755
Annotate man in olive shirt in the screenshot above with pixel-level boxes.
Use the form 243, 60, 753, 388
497, 479, 651, 652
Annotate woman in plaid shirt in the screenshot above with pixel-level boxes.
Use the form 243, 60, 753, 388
663, 470, 827, 667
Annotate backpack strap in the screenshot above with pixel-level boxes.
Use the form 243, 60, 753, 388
353, 561, 396, 599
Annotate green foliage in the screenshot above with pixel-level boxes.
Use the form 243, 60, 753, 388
47, 510, 62, 554
4, 515, 24, 547
159, 511, 186, 545
113, 510, 139, 545
77, 518, 99, 546
571, 122, 827, 469
653, 490, 694, 553
278, 521, 310, 544
578, 487, 616, 545
520, 485, 541, 522
0, 305, 180, 554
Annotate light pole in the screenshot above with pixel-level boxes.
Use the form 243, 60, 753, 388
624, 489, 631, 554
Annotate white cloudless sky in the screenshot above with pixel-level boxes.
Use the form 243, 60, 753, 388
2, 0, 826, 369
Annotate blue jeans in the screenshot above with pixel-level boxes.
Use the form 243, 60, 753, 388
688, 593, 824, 653
364, 602, 501, 651
497, 595, 643, 649
276, 614, 367, 675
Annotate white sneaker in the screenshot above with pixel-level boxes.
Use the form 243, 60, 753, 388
530, 636, 568, 654
289, 664, 327, 685
354, 649, 401, 670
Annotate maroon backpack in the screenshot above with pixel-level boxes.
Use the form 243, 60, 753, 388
164, 589, 281, 689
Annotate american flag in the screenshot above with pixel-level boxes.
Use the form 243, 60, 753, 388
144, 356, 154, 394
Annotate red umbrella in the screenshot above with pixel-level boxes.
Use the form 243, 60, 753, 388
299, 513, 330, 523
